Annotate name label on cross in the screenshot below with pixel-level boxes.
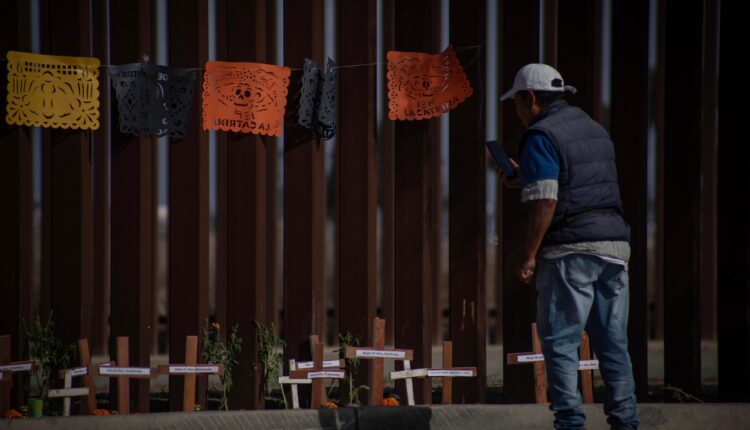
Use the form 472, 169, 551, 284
356, 349, 405, 359
516, 354, 545, 363
307, 371, 345, 379
513, 354, 599, 370
578, 360, 599, 370
427, 369, 474, 377
70, 367, 88, 377
169, 365, 220, 374
100, 366, 152, 376
297, 360, 340, 369
0, 362, 33, 372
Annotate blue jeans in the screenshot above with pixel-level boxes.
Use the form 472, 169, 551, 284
535, 254, 639, 430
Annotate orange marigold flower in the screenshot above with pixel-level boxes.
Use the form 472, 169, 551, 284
92, 409, 111, 416
3, 409, 24, 419
321, 401, 338, 408
381, 396, 399, 407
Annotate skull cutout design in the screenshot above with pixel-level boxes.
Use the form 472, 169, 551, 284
203, 60, 291, 136
214, 69, 285, 121
387, 46, 473, 121
230, 83, 255, 119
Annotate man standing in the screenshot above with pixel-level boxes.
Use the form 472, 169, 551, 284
500, 63, 639, 430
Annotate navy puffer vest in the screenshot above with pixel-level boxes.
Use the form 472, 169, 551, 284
522, 101, 630, 245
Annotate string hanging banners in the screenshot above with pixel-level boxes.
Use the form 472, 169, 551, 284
110, 63, 197, 139
387, 45, 473, 121
202, 60, 291, 136
5, 51, 101, 130
298, 58, 336, 140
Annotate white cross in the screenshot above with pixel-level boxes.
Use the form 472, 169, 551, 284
48, 368, 90, 416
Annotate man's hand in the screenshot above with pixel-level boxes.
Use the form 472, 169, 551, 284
518, 199, 557, 285
517, 255, 536, 284
501, 158, 523, 188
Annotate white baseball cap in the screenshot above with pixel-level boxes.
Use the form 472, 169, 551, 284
500, 63, 577, 101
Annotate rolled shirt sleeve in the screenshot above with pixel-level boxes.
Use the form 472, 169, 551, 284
522, 179, 559, 202
519, 132, 561, 202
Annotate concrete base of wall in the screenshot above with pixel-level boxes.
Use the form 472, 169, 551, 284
5, 404, 750, 430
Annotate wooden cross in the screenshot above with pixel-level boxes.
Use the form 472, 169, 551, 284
157, 336, 224, 412
506, 323, 598, 404
288, 336, 345, 407
0, 335, 13, 415
279, 357, 344, 409
390, 340, 477, 405
0, 335, 35, 415
49, 367, 90, 416
344, 318, 413, 406
578, 331, 596, 403
76, 339, 98, 413
97, 337, 157, 414
310, 335, 326, 407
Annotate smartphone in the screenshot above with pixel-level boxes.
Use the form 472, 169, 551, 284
485, 140, 517, 178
